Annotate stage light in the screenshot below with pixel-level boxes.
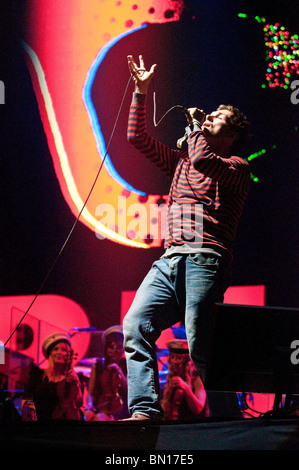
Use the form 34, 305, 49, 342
247, 149, 267, 162
238, 14, 298, 90
261, 20, 299, 89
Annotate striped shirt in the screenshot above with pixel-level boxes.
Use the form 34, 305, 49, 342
128, 93, 250, 259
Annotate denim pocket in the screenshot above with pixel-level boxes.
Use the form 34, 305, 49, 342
187, 252, 220, 267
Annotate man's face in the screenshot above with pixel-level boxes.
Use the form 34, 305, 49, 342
202, 108, 234, 139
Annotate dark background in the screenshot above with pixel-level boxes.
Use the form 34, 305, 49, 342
1, 0, 298, 355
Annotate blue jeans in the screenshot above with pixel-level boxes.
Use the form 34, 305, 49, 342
123, 252, 231, 418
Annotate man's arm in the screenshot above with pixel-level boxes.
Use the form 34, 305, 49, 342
127, 55, 184, 177
188, 130, 250, 191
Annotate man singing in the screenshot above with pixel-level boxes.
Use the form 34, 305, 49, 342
122, 55, 251, 420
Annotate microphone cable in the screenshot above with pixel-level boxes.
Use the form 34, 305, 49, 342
153, 87, 191, 127
4, 73, 134, 346
152, 82, 192, 147
4, 71, 190, 346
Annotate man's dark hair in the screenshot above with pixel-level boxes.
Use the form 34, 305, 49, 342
218, 104, 251, 156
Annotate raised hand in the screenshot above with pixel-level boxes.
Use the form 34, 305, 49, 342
127, 54, 157, 94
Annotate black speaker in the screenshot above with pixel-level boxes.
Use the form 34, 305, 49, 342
205, 303, 299, 395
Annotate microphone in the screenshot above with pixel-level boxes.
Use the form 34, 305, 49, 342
177, 106, 206, 127
71, 326, 98, 332
176, 105, 192, 124
176, 106, 205, 148
176, 106, 192, 148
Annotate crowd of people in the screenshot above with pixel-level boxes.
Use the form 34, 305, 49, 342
21, 326, 208, 422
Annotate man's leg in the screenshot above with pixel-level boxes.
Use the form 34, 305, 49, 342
123, 258, 182, 418
184, 253, 231, 383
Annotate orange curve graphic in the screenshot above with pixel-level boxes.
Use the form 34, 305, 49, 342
23, 0, 185, 248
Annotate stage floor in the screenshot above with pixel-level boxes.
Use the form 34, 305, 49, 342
1, 417, 298, 451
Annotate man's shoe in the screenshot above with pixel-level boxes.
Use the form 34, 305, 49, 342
120, 413, 151, 421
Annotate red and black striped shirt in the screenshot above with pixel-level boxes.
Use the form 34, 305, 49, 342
128, 93, 250, 259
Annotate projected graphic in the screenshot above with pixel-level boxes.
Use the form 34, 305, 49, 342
23, 2, 297, 247
23, 0, 184, 248
238, 14, 299, 88
261, 20, 299, 89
